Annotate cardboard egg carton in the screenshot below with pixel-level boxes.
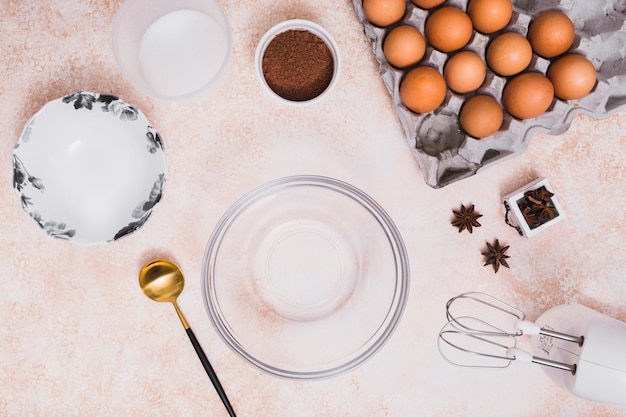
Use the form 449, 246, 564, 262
352, 0, 626, 188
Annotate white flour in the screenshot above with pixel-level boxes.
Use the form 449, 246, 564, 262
138, 9, 228, 97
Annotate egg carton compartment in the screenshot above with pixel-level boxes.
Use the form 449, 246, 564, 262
352, 0, 626, 188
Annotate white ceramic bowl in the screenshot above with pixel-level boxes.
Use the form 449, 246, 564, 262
12, 92, 166, 245
202, 175, 409, 380
255, 20, 341, 105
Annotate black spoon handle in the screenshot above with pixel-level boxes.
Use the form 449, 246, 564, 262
186, 327, 237, 417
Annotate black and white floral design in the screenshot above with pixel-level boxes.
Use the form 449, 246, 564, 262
146, 126, 164, 153
18, 118, 35, 143
62, 92, 98, 110
100, 96, 139, 121
13, 154, 77, 239
62, 92, 139, 122
30, 211, 76, 241
13, 154, 45, 207
114, 173, 165, 241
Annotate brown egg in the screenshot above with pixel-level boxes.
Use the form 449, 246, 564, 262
425, 7, 473, 52
503, 72, 554, 119
459, 95, 503, 138
527, 10, 575, 58
547, 54, 596, 100
412, 0, 446, 9
363, 0, 406, 27
444, 51, 486, 94
486, 32, 533, 76
383, 25, 426, 68
400, 66, 447, 113
467, 0, 513, 34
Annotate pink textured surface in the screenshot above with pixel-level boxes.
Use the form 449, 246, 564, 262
1, 1, 625, 416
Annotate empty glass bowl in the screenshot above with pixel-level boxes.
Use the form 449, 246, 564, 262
202, 175, 410, 380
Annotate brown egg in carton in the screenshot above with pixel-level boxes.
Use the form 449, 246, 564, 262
352, 0, 626, 188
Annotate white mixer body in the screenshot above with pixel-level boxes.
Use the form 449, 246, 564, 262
532, 303, 626, 407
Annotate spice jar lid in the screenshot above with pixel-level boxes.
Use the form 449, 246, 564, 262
255, 19, 341, 105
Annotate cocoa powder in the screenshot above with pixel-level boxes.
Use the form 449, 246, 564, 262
262, 29, 334, 102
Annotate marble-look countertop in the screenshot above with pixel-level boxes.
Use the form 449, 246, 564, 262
1, 1, 625, 416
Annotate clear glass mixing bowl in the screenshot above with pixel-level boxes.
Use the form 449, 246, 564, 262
202, 175, 410, 380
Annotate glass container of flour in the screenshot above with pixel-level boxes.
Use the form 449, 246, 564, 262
113, 0, 232, 100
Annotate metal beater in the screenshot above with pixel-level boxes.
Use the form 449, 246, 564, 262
438, 292, 582, 373
437, 292, 626, 407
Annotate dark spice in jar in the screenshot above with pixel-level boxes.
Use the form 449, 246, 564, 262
262, 29, 334, 102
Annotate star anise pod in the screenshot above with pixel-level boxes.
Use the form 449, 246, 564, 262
521, 206, 541, 228
533, 202, 556, 221
524, 189, 554, 205
482, 239, 510, 273
518, 186, 559, 230
451, 204, 483, 234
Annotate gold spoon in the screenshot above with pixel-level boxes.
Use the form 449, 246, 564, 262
139, 259, 237, 417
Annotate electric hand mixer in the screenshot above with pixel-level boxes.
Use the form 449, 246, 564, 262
437, 292, 626, 407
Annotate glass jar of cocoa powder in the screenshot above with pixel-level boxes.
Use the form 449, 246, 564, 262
255, 20, 341, 105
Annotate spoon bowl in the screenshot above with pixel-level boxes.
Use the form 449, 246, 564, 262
139, 259, 185, 302
139, 259, 189, 328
